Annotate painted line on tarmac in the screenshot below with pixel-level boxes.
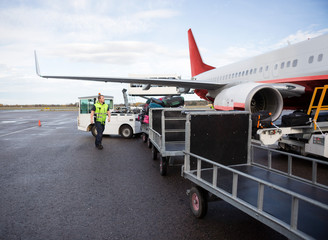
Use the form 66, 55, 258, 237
0, 126, 39, 137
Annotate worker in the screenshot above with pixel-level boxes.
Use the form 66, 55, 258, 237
90, 94, 111, 150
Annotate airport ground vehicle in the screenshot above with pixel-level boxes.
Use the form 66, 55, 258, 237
77, 95, 141, 138
182, 111, 328, 240
148, 107, 214, 175
256, 85, 328, 158
148, 108, 187, 176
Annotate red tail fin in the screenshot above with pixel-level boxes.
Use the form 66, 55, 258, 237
188, 29, 215, 77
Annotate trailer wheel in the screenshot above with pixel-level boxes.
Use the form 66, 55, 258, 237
160, 156, 167, 176
189, 187, 208, 218
147, 138, 152, 148
152, 145, 158, 160
142, 133, 148, 143
91, 125, 97, 137
120, 125, 133, 139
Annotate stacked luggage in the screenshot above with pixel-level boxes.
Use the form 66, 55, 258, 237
251, 111, 273, 136
139, 96, 184, 124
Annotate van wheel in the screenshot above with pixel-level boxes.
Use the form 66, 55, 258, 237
189, 187, 208, 218
120, 125, 133, 138
91, 125, 97, 137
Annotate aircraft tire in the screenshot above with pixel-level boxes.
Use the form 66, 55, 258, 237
189, 186, 208, 219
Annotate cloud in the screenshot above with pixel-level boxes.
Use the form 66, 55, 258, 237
274, 28, 328, 49
47, 41, 179, 65
211, 27, 328, 67
0, 1, 180, 45
134, 9, 179, 19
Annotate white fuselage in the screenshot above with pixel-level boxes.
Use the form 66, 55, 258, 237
195, 34, 328, 89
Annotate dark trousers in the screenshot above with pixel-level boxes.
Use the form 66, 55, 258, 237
95, 121, 105, 146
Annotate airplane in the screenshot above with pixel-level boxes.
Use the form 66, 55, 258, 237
35, 29, 328, 121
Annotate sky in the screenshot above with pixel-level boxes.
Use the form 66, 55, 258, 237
0, 0, 328, 105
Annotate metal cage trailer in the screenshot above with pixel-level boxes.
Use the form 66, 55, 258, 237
149, 108, 188, 176
182, 111, 328, 240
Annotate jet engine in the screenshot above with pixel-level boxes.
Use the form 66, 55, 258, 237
213, 82, 283, 121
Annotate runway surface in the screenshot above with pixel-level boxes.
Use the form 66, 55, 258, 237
0, 110, 287, 240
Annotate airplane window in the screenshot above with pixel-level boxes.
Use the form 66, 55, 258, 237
281, 62, 285, 69
250, 69, 253, 74
232, 73, 234, 78
229, 74, 231, 79
318, 54, 323, 62
254, 68, 257, 74
246, 70, 248, 75
265, 66, 269, 71
274, 64, 278, 70
242, 71, 245, 76
292, 59, 298, 67
286, 61, 291, 68
308, 56, 314, 63
239, 72, 241, 77
259, 67, 263, 73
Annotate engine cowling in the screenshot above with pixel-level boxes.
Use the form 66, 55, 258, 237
213, 82, 283, 121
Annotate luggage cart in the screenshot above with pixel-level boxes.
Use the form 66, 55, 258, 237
149, 108, 187, 176
182, 111, 328, 240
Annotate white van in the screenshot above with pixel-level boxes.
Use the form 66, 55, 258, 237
78, 95, 141, 138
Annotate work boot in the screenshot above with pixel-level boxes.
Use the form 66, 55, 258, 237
97, 145, 103, 150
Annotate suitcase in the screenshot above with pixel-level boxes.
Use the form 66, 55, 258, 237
281, 111, 310, 127
143, 115, 149, 124
162, 96, 184, 107
149, 102, 164, 109
150, 97, 165, 106
251, 111, 273, 129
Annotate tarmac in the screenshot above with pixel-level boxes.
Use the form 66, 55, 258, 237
0, 110, 287, 240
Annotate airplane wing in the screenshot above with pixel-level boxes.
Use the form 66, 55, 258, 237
34, 51, 223, 90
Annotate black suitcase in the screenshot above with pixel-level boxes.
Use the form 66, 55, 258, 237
281, 111, 310, 127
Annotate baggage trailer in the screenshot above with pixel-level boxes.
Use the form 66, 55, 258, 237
182, 111, 328, 240
149, 108, 187, 176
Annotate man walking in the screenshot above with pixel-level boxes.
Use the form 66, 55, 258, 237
90, 95, 111, 150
